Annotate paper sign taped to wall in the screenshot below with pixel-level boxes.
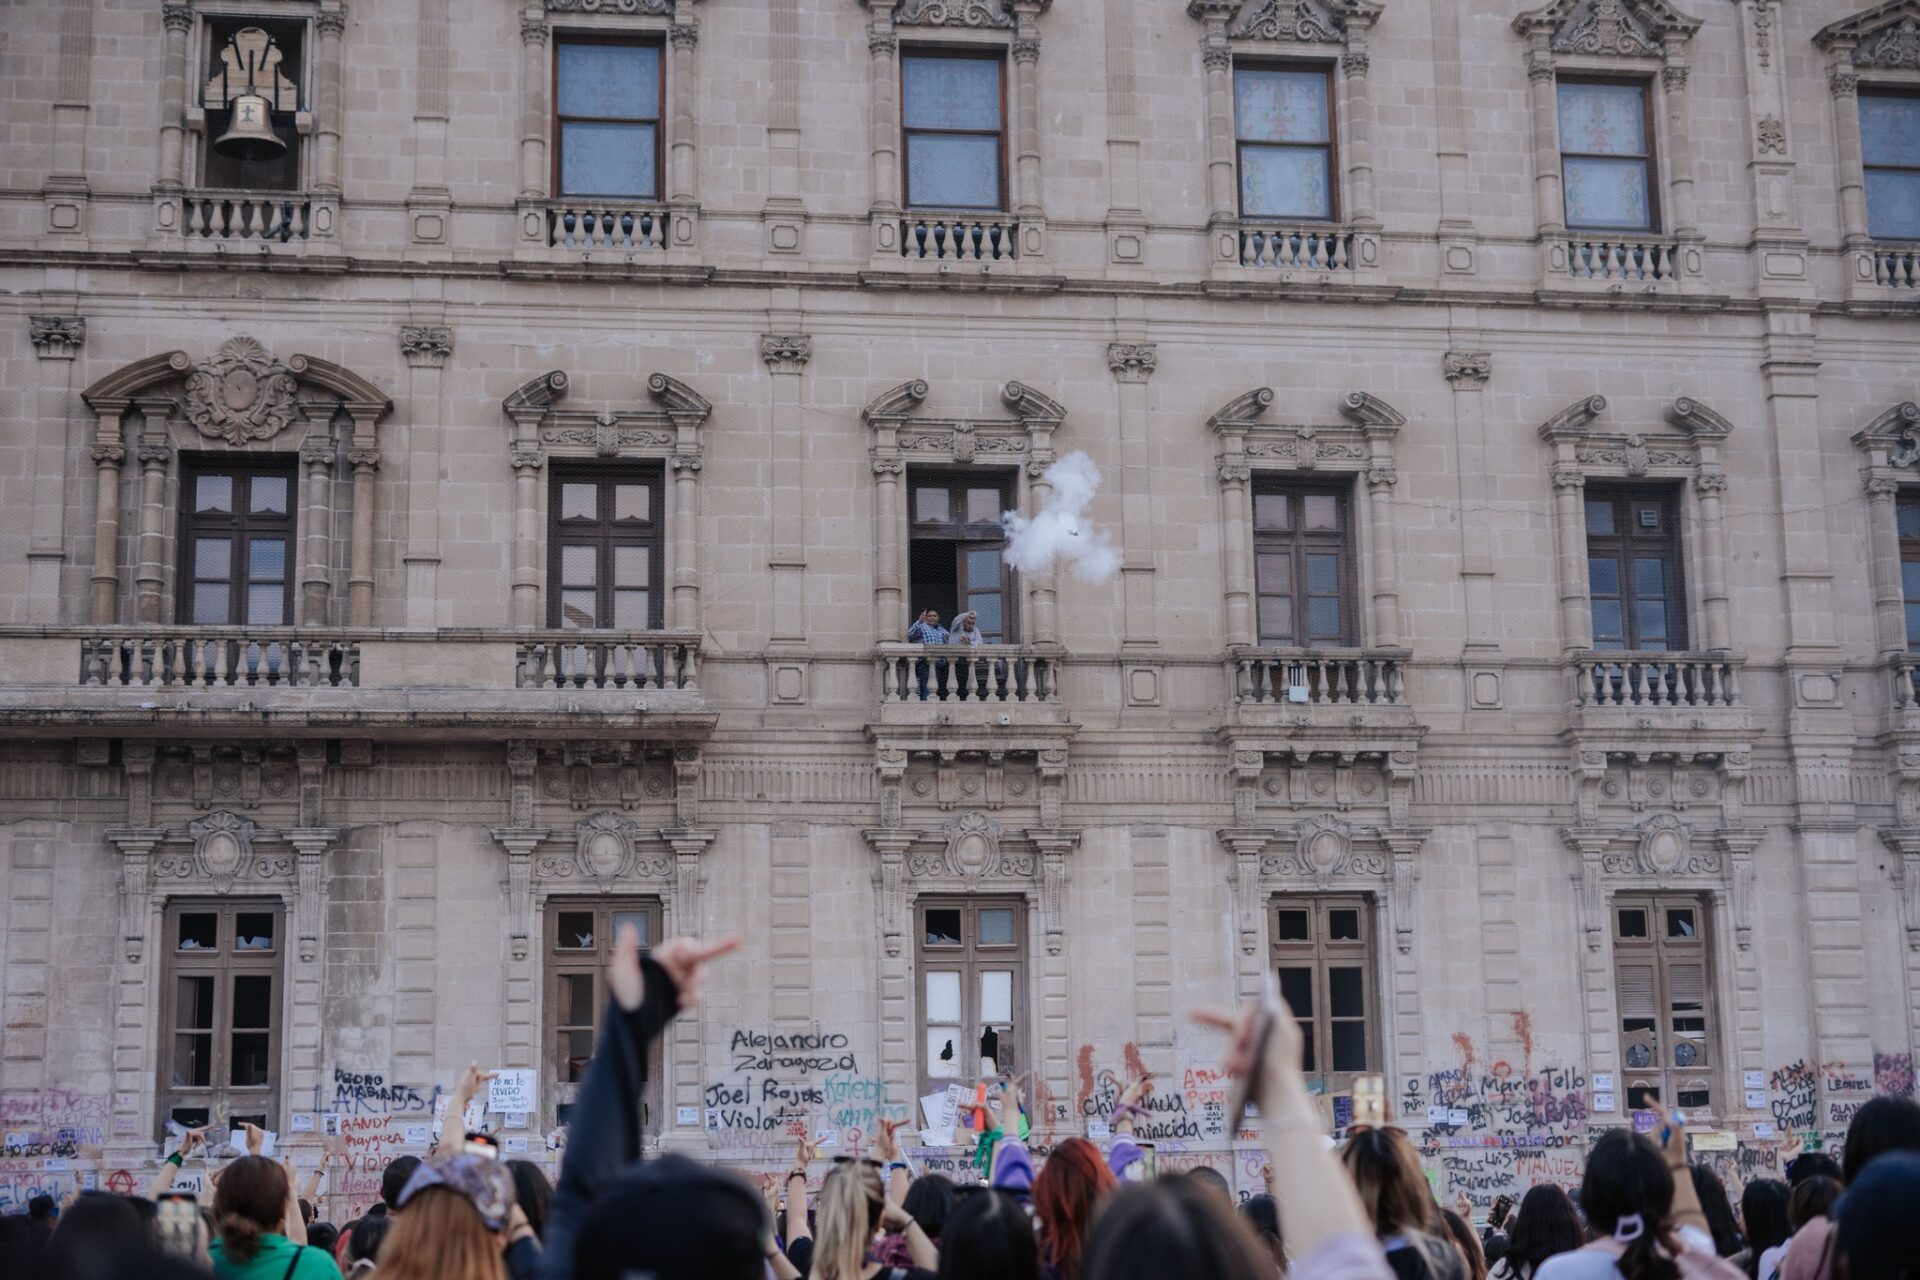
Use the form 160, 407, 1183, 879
402, 1124, 431, 1146
1594, 1094, 1616, 1112
1754, 1122, 1777, 1139
1744, 1071, 1766, 1090
433, 1096, 487, 1134
1087, 1120, 1111, 1140
814, 1128, 838, 1149
503, 1136, 529, 1155
502, 1113, 528, 1130
488, 1071, 538, 1115
1691, 1130, 1736, 1151
921, 1091, 957, 1134
1746, 1091, 1768, 1110
290, 1114, 316, 1133
1592, 1074, 1615, 1093
676, 1107, 700, 1127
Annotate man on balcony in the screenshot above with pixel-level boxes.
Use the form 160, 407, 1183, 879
907, 608, 949, 700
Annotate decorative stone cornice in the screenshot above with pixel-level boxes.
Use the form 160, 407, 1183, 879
546, 0, 670, 11
1106, 342, 1158, 383
1443, 350, 1491, 386
398, 324, 453, 368
29, 315, 84, 359
891, 0, 1016, 30
1816, 2, 1920, 70
1225, 0, 1383, 44
759, 334, 813, 373
1513, 0, 1702, 59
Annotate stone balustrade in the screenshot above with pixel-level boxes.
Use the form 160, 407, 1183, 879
1574, 652, 1742, 709
181, 190, 314, 242
514, 631, 700, 690
876, 643, 1060, 705
1868, 243, 1920, 290
1564, 235, 1679, 283
546, 203, 671, 252
1236, 224, 1356, 272
899, 216, 1019, 262
1233, 648, 1406, 707
79, 629, 358, 688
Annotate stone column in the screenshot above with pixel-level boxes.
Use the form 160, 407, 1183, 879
405, 0, 453, 251
1445, 352, 1497, 652
156, 4, 193, 191
1213, 420, 1255, 648
1824, 46, 1868, 252
1659, 51, 1697, 240
865, 828, 917, 1113
669, 453, 702, 632
27, 317, 84, 621
1693, 466, 1731, 652
1100, 0, 1145, 266
89, 411, 128, 625
299, 436, 338, 626
133, 418, 174, 625
872, 455, 905, 643
762, 334, 812, 643
490, 827, 547, 1078
43, 0, 93, 239
667, 14, 700, 251
1761, 327, 1836, 652
1430, 0, 1476, 274
509, 447, 544, 629
1010, 3, 1045, 257
518, 11, 549, 197
1025, 457, 1060, 646
1193, 10, 1237, 264
285, 829, 338, 966
1867, 474, 1907, 658
864, 4, 902, 257
346, 436, 379, 628
1109, 342, 1159, 647
762, 0, 806, 256
1363, 455, 1401, 649
106, 826, 166, 1155
660, 827, 715, 1135
1340, 26, 1378, 230
400, 324, 452, 626
1219, 830, 1268, 1003
1523, 34, 1565, 272
313, 6, 347, 194
1549, 462, 1591, 653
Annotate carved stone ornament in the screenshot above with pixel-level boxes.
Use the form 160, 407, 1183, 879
922, 811, 1028, 884
894, 0, 1016, 29
1107, 343, 1158, 383
1514, 0, 1701, 59
1443, 351, 1491, 386
1757, 117, 1786, 155
1228, 0, 1352, 43
398, 325, 453, 367
1260, 816, 1389, 885
540, 813, 672, 888
760, 334, 813, 373
29, 315, 85, 358
180, 811, 279, 894
546, 0, 671, 12
185, 338, 300, 445
1818, 6, 1920, 71
1598, 814, 1723, 877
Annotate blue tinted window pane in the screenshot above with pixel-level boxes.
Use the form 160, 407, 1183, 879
1636, 601, 1668, 644
1558, 82, 1646, 155
903, 57, 1001, 131
1306, 553, 1340, 594
558, 43, 660, 119
1308, 596, 1341, 640
1592, 599, 1624, 643
1866, 170, 1920, 241
1862, 94, 1920, 168
1258, 595, 1293, 642
1588, 558, 1620, 596
1633, 558, 1666, 600
1900, 503, 1920, 539
1235, 69, 1329, 143
966, 548, 1003, 589
1904, 560, 1920, 599
248, 540, 285, 580
1240, 145, 1333, 219
1564, 156, 1652, 230
1586, 499, 1617, 535
966, 594, 1002, 636
560, 122, 658, 197
907, 134, 1001, 209
1908, 604, 1920, 647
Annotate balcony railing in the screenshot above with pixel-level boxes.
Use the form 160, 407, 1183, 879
1565, 235, 1678, 282
900, 216, 1018, 262
1869, 243, 1920, 290
1236, 224, 1355, 271
1891, 655, 1920, 710
182, 189, 313, 242
546, 202, 670, 251
1574, 653, 1741, 709
876, 644, 1059, 704
514, 632, 699, 690
1234, 649, 1406, 707
80, 629, 358, 687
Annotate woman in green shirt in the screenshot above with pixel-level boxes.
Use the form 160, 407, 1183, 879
210, 1155, 343, 1280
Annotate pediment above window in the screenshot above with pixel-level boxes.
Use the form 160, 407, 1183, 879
1224, 0, 1382, 44
501, 370, 710, 463
1513, 0, 1701, 60
1816, 2, 1920, 69
891, 0, 1017, 29
546, 0, 674, 14
1208, 387, 1404, 475
864, 379, 1067, 473
1536, 395, 1731, 479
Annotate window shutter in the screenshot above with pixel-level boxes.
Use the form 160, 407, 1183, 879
1617, 962, 1657, 1019
1667, 962, 1705, 1012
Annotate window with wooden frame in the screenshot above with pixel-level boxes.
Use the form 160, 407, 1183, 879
1900, 494, 1920, 651
1861, 89, 1920, 242
917, 899, 1025, 1103
1585, 488, 1685, 651
159, 901, 283, 1135
901, 50, 1006, 211
1234, 63, 1336, 221
548, 466, 664, 630
1269, 897, 1376, 1087
178, 458, 298, 627
1557, 79, 1659, 233
553, 36, 665, 200
1253, 482, 1354, 647
908, 471, 1015, 642
1613, 896, 1714, 1113
547, 899, 663, 1130
200, 18, 304, 191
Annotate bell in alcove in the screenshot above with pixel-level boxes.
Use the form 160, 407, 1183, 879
214, 93, 285, 161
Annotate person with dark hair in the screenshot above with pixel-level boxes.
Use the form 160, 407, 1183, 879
507, 1160, 553, 1243
937, 1188, 1038, 1280
381, 1156, 423, 1214
1339, 1128, 1465, 1280
1442, 1210, 1488, 1280
1490, 1185, 1585, 1280
1761, 1177, 1839, 1280
1183, 1166, 1234, 1207
1033, 1137, 1117, 1280
1831, 1151, 1920, 1280
1536, 1128, 1740, 1280
210, 1154, 339, 1279
307, 1222, 339, 1258
344, 1213, 391, 1278
1688, 1166, 1741, 1257
1782, 1155, 1839, 1189
1238, 1193, 1287, 1272
902, 1174, 957, 1243
1729, 1180, 1787, 1279
1081, 1178, 1278, 1280
1775, 1095, 1920, 1280
45, 1190, 154, 1274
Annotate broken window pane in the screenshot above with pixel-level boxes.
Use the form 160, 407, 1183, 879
926, 971, 962, 1024
978, 1024, 1003, 1075
1327, 908, 1360, 941
1275, 909, 1309, 941
178, 913, 218, 951
234, 914, 274, 951
927, 1026, 961, 1078
557, 912, 594, 949
924, 909, 962, 946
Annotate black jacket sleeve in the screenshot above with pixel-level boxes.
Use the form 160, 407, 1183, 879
538, 955, 680, 1280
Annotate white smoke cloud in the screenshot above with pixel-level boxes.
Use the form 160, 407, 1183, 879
1002, 450, 1122, 584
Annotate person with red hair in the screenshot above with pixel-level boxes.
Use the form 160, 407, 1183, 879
1033, 1137, 1118, 1280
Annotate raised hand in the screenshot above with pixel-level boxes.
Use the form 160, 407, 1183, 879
877, 1116, 908, 1163
1119, 1073, 1153, 1108
1192, 991, 1307, 1113
453, 1061, 497, 1104
608, 926, 741, 1012
243, 1122, 265, 1155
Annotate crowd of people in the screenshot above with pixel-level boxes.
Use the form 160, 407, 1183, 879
4, 926, 1917, 1280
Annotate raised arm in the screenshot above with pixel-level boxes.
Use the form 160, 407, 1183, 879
1192, 1001, 1389, 1271
1660, 1120, 1708, 1237
784, 1134, 817, 1246
279, 1156, 308, 1245
877, 1117, 911, 1205
882, 1198, 939, 1271
147, 1128, 204, 1198
437, 1063, 496, 1156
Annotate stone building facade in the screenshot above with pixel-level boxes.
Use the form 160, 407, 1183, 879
1, 0, 1918, 1218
